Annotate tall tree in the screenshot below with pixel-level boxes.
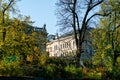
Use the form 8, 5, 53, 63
0, 0, 19, 42
56, 0, 104, 67
92, 0, 120, 67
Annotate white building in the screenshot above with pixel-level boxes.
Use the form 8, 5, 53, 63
47, 34, 76, 57
46, 29, 93, 58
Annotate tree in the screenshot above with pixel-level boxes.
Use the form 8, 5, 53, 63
0, 0, 45, 62
0, 0, 20, 42
0, 15, 48, 76
56, 0, 104, 67
92, 0, 120, 68
0, 0, 48, 77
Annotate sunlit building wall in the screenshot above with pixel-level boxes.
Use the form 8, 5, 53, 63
46, 28, 94, 58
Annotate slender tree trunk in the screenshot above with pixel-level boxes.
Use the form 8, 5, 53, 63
111, 31, 118, 66
112, 11, 117, 67
72, 0, 80, 67
1, 0, 14, 42
2, 11, 6, 42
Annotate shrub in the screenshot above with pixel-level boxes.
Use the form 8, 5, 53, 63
86, 72, 102, 79
0, 55, 23, 76
44, 64, 56, 78
105, 66, 120, 80
64, 65, 82, 79
82, 68, 102, 79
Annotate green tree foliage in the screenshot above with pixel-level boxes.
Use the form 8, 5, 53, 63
0, 0, 47, 76
0, 0, 19, 42
92, 0, 120, 66
0, 55, 23, 76
92, 0, 120, 79
0, 15, 46, 76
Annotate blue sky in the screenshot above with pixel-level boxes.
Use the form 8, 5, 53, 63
17, 0, 58, 34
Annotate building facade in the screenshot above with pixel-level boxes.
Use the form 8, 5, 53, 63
47, 34, 76, 57
46, 28, 93, 59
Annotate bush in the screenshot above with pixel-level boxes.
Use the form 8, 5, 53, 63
64, 65, 82, 79
0, 55, 23, 76
82, 68, 102, 79
105, 66, 120, 80
86, 72, 102, 79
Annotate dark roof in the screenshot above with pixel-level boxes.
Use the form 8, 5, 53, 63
59, 27, 93, 38
47, 27, 93, 41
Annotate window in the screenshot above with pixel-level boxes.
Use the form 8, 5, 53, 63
54, 45, 58, 50
60, 44, 62, 49
50, 47, 52, 52
73, 41, 75, 47
63, 44, 65, 49
65, 42, 67, 48
68, 41, 71, 48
